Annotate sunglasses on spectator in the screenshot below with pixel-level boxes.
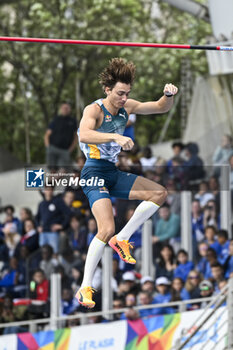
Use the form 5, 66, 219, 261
189, 276, 199, 279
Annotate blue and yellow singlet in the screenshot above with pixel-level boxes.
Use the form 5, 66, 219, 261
79, 99, 128, 163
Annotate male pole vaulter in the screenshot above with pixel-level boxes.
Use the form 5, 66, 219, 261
76, 58, 178, 308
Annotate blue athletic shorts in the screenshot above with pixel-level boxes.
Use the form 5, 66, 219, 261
80, 159, 138, 208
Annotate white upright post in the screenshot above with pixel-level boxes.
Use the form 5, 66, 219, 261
102, 247, 113, 320
181, 191, 193, 261
227, 277, 233, 349
141, 220, 154, 278
50, 273, 61, 330
220, 165, 232, 238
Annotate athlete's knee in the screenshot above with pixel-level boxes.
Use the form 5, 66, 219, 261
97, 225, 115, 243
150, 186, 168, 205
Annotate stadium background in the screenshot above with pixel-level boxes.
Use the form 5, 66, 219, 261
0, 1, 233, 349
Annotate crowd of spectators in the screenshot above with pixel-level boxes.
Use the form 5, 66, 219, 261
1, 134, 233, 333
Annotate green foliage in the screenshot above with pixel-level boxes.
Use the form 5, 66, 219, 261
0, 0, 211, 162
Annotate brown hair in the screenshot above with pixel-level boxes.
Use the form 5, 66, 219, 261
99, 58, 136, 91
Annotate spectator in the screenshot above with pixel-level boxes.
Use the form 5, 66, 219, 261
0, 206, 20, 234
1, 221, 20, 258
154, 158, 168, 186
217, 230, 230, 264
36, 185, 72, 254
183, 142, 205, 187
86, 217, 97, 246
191, 199, 204, 256
140, 146, 157, 172
153, 277, 174, 315
185, 270, 202, 302
18, 207, 33, 236
218, 280, 228, 297
68, 215, 87, 256
203, 200, 220, 229
123, 308, 140, 321
123, 113, 136, 141
62, 190, 75, 209
199, 280, 214, 308
121, 271, 138, 295
208, 176, 220, 209
62, 288, 79, 315
212, 134, 233, 175
224, 239, 233, 278
204, 248, 219, 279
210, 262, 224, 292
29, 269, 49, 302
127, 141, 143, 175
70, 265, 83, 294
153, 203, 180, 257
117, 271, 138, 298
140, 276, 155, 294
125, 293, 137, 308
194, 181, 215, 208
155, 244, 176, 281
117, 293, 136, 322
0, 206, 21, 257
57, 247, 79, 276
165, 179, 181, 215
39, 244, 58, 279
196, 242, 209, 276
17, 219, 39, 254
65, 169, 90, 214
191, 199, 204, 239
167, 141, 184, 176
204, 225, 221, 254
54, 265, 72, 290
174, 249, 194, 282
0, 256, 26, 298
112, 258, 122, 285
171, 277, 190, 301
138, 291, 156, 318
44, 102, 78, 171
170, 278, 190, 311
112, 297, 125, 320
229, 155, 233, 205
28, 269, 49, 319
0, 295, 27, 335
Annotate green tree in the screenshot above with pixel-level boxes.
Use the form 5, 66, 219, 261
0, 0, 211, 163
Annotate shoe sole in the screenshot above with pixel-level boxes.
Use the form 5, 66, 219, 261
75, 292, 95, 309
78, 300, 95, 309
109, 240, 136, 265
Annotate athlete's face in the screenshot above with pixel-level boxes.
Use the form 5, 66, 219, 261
106, 82, 131, 108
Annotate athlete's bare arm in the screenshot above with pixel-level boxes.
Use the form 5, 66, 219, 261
79, 104, 134, 150
125, 83, 178, 115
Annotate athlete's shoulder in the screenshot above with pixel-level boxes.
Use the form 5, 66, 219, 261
124, 98, 140, 114
83, 101, 102, 118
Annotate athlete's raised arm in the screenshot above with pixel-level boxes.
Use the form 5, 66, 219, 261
79, 104, 134, 150
125, 83, 178, 115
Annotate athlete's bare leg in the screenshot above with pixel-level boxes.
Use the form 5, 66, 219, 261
128, 176, 167, 203
92, 198, 115, 242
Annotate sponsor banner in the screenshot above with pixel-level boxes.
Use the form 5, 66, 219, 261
172, 307, 228, 350
0, 334, 17, 349
69, 320, 127, 350
126, 313, 181, 349
0, 308, 228, 350
16, 328, 71, 349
